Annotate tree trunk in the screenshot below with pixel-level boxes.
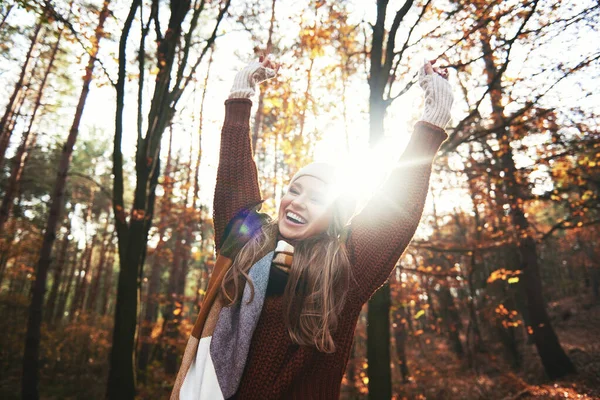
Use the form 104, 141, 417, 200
69, 231, 96, 318
367, 282, 391, 399
393, 305, 410, 383
108, 0, 230, 396
0, 4, 14, 31
437, 285, 464, 357
55, 248, 78, 323
165, 148, 197, 373
164, 228, 184, 374
45, 214, 72, 324
86, 217, 111, 314
101, 250, 115, 316
344, 341, 360, 399
106, 2, 142, 397
69, 201, 97, 319
366, 6, 391, 395
108, 1, 190, 397
138, 127, 175, 379
0, 12, 65, 234
21, 2, 110, 398
0, 6, 44, 169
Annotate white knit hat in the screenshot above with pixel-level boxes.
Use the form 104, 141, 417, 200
290, 162, 337, 185
288, 162, 356, 227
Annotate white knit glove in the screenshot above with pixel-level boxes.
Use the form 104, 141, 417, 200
229, 60, 277, 99
418, 61, 454, 129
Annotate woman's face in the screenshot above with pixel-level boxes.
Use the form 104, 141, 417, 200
278, 175, 333, 241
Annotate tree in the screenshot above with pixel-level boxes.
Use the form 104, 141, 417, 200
366, 0, 431, 397
436, 0, 599, 379
0, 2, 45, 170
108, 0, 231, 397
0, 1, 68, 235
21, 1, 111, 398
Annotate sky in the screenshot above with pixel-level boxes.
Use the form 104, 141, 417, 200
1, 0, 598, 242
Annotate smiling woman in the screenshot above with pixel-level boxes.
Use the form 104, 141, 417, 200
171, 55, 453, 400
278, 175, 333, 240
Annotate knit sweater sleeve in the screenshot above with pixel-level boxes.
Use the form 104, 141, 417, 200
213, 98, 262, 252
346, 121, 447, 303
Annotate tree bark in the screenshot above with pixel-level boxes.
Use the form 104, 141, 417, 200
69, 232, 97, 318
0, 4, 14, 31
106, 1, 143, 397
437, 284, 464, 357
0, 4, 44, 169
393, 306, 410, 383
0, 10, 66, 234
108, 1, 191, 397
86, 216, 111, 314
366, 1, 417, 395
21, 2, 110, 398
55, 247, 78, 323
107, 0, 230, 396
45, 213, 72, 324
101, 250, 116, 316
138, 127, 175, 379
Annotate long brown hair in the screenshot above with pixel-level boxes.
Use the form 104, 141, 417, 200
220, 204, 351, 353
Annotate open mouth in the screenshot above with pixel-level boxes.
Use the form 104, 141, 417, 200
286, 211, 307, 225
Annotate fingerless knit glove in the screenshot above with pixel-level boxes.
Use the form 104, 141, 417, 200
229, 61, 277, 99
419, 64, 454, 129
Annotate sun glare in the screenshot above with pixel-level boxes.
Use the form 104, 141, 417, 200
312, 125, 414, 206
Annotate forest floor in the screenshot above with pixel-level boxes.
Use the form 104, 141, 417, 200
1, 293, 599, 399
393, 295, 600, 400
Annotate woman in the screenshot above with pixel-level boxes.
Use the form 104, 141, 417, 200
171, 56, 453, 399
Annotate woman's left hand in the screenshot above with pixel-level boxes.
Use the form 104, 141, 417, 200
229, 55, 279, 99
419, 59, 454, 129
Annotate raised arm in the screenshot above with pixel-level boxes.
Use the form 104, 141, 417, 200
347, 61, 454, 302
213, 59, 277, 251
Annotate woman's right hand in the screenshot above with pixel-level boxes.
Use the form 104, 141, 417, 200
229, 56, 279, 99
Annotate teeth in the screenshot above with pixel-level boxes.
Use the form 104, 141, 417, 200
286, 211, 307, 224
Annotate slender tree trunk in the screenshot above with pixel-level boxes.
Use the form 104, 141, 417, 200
0, 4, 14, 31
86, 217, 111, 314
344, 341, 360, 399
393, 306, 410, 383
192, 47, 212, 207
437, 285, 464, 357
367, 28, 391, 396
466, 254, 483, 355
0, 6, 44, 169
366, 2, 418, 395
251, 0, 276, 153
101, 250, 115, 316
108, 1, 190, 397
164, 228, 184, 374
138, 127, 175, 379
55, 248, 78, 323
367, 69, 392, 400
45, 214, 72, 324
70, 233, 98, 319
367, 282, 391, 399
0, 13, 66, 234
21, 2, 110, 398
106, 3, 142, 398
464, 157, 484, 356
165, 148, 197, 373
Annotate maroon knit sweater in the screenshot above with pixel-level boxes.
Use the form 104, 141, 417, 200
213, 98, 447, 399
